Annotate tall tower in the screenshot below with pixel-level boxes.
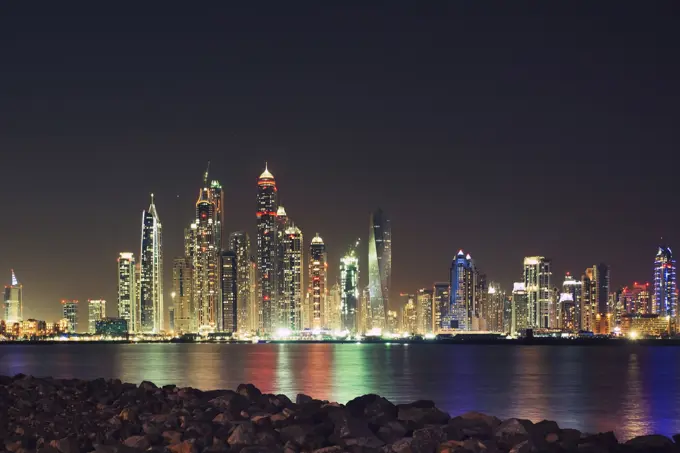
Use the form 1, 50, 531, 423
511, 282, 529, 334
654, 246, 677, 320
486, 283, 505, 332
61, 300, 79, 333
433, 282, 450, 331
229, 232, 252, 333
221, 250, 237, 333
449, 250, 476, 330
88, 299, 106, 334
309, 233, 327, 330
561, 273, 582, 331
172, 257, 193, 333
275, 206, 290, 326
523, 256, 552, 328
117, 253, 137, 333
257, 164, 278, 334
416, 288, 433, 334
340, 241, 360, 333
581, 264, 610, 333
280, 225, 303, 331
367, 208, 391, 330
3, 270, 23, 324
140, 194, 163, 333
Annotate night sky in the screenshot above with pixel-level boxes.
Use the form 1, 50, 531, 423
1, 2, 678, 322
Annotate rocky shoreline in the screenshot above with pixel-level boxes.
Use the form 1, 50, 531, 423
1, 376, 677, 453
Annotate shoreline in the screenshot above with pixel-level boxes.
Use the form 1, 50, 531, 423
1, 375, 676, 453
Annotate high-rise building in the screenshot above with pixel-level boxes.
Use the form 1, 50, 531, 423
221, 250, 237, 333
433, 282, 450, 332
621, 282, 651, 314
402, 297, 417, 333
511, 282, 529, 334
367, 208, 391, 330
486, 283, 505, 332
172, 257, 193, 333
474, 272, 487, 330
279, 225, 303, 331
561, 273, 581, 331
117, 253, 137, 333
249, 258, 259, 332
256, 164, 278, 334
309, 233, 327, 330
359, 286, 371, 333
140, 194, 163, 333
581, 264, 610, 333
275, 205, 289, 324
190, 170, 223, 332
416, 288, 434, 334
229, 232, 252, 334
3, 270, 23, 324
523, 256, 552, 328
340, 241, 360, 333
653, 246, 677, 320
61, 300, 78, 333
328, 282, 342, 331
449, 250, 476, 330
88, 299, 106, 334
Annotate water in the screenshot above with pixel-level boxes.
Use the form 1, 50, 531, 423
0, 343, 678, 440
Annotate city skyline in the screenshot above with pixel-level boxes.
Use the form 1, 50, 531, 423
1, 3, 679, 322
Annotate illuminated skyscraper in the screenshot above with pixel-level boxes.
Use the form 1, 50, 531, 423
621, 282, 651, 314
220, 251, 237, 333
581, 264, 610, 333
511, 282, 529, 334
309, 233, 327, 330
88, 299, 106, 334
3, 270, 23, 324
416, 288, 433, 334
433, 282, 450, 332
448, 250, 476, 330
172, 257, 192, 333
486, 283, 505, 332
117, 253, 137, 333
61, 300, 78, 333
340, 241, 360, 332
328, 282, 342, 331
275, 205, 289, 319
523, 256, 552, 328
229, 232, 252, 333
280, 225, 303, 331
560, 273, 581, 331
653, 246, 677, 320
256, 164, 277, 334
402, 297, 417, 333
359, 286, 371, 333
140, 194, 163, 333
368, 208, 391, 330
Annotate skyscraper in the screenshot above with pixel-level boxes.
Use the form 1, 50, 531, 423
249, 258, 259, 332
88, 299, 106, 334
486, 283, 505, 332
402, 297, 417, 333
621, 282, 651, 314
221, 250, 237, 333
281, 225, 303, 331
275, 205, 289, 324
561, 273, 582, 331
309, 233, 327, 330
61, 300, 78, 333
117, 253, 137, 333
140, 194, 163, 333
523, 256, 552, 328
191, 171, 223, 331
256, 164, 277, 334
416, 288, 434, 334
653, 246, 677, 320
511, 282, 529, 334
3, 270, 22, 324
328, 282, 342, 331
449, 250, 476, 330
340, 241, 360, 333
581, 264, 610, 333
367, 208, 391, 330
172, 257, 193, 333
433, 282, 450, 332
229, 232, 252, 334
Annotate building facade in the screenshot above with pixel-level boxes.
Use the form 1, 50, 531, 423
172, 257, 193, 333
309, 234, 327, 330
416, 288, 434, 334
3, 270, 22, 324
486, 283, 505, 332
367, 208, 391, 330
229, 232, 252, 333
140, 195, 163, 333
523, 256, 552, 328
117, 253, 137, 333
449, 251, 476, 330
221, 251, 237, 333
88, 299, 106, 334
340, 242, 360, 332
433, 282, 450, 332
581, 264, 610, 333
653, 246, 677, 320
511, 282, 529, 334
256, 165, 278, 334
61, 300, 78, 333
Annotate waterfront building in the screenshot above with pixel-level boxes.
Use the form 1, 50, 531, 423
433, 282, 450, 332
280, 225, 303, 331
359, 286, 371, 333
448, 251, 476, 330
21, 319, 47, 337
523, 256, 552, 328
416, 288, 434, 334
87, 299, 106, 334
486, 283, 505, 332
503, 295, 513, 333
61, 300, 78, 333
581, 264, 610, 333
561, 273, 581, 331
653, 246, 677, 320
275, 206, 289, 326
621, 282, 651, 314
95, 318, 129, 336
172, 257, 193, 333
367, 208, 391, 330
117, 253, 137, 333
328, 282, 342, 331
402, 297, 417, 333
256, 165, 278, 334
386, 310, 399, 332
340, 241, 360, 332
249, 258, 259, 332
229, 232, 252, 334
309, 233, 327, 330
140, 194, 163, 333
620, 313, 670, 338
220, 250, 237, 333
511, 282, 529, 334
3, 270, 23, 324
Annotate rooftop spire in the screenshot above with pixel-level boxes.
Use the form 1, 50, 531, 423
11, 269, 18, 286
259, 162, 275, 180
204, 161, 211, 185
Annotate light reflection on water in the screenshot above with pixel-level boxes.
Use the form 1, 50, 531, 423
0, 343, 679, 440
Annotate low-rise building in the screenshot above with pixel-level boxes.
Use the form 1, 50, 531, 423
620, 314, 670, 338
95, 318, 129, 337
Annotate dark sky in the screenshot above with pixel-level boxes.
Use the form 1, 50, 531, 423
1, 2, 679, 322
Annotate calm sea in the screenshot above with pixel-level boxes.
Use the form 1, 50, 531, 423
0, 343, 678, 440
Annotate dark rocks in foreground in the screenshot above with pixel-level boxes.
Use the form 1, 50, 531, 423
0, 376, 677, 453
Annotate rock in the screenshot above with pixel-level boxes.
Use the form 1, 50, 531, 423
280, 424, 324, 450
390, 438, 413, 453
163, 431, 183, 445
398, 404, 449, 428
508, 440, 531, 453
446, 416, 493, 441
49, 438, 80, 453
347, 394, 398, 424
123, 436, 150, 450
494, 418, 532, 437
625, 434, 675, 451
119, 408, 138, 422
435, 440, 463, 453
167, 440, 198, 453
237, 384, 263, 402
459, 411, 501, 428
411, 426, 445, 453
228, 422, 256, 446
545, 433, 559, 443
312, 448, 343, 453
578, 431, 618, 451
377, 421, 408, 444
296, 394, 313, 405
139, 381, 158, 391
240, 447, 282, 453
210, 392, 251, 416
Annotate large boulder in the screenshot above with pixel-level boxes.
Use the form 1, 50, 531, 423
228, 422, 257, 447
346, 394, 398, 425
398, 402, 449, 429
411, 426, 446, 453
625, 434, 675, 452
237, 384, 263, 402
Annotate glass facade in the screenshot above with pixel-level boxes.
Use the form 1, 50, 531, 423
229, 231, 252, 334
309, 234, 327, 330
221, 251, 237, 333
340, 243, 360, 332
88, 299, 106, 334
257, 165, 277, 334
140, 195, 163, 333
653, 246, 677, 320
117, 253, 137, 333
367, 208, 391, 330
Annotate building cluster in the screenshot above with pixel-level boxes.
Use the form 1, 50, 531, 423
2, 164, 678, 341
